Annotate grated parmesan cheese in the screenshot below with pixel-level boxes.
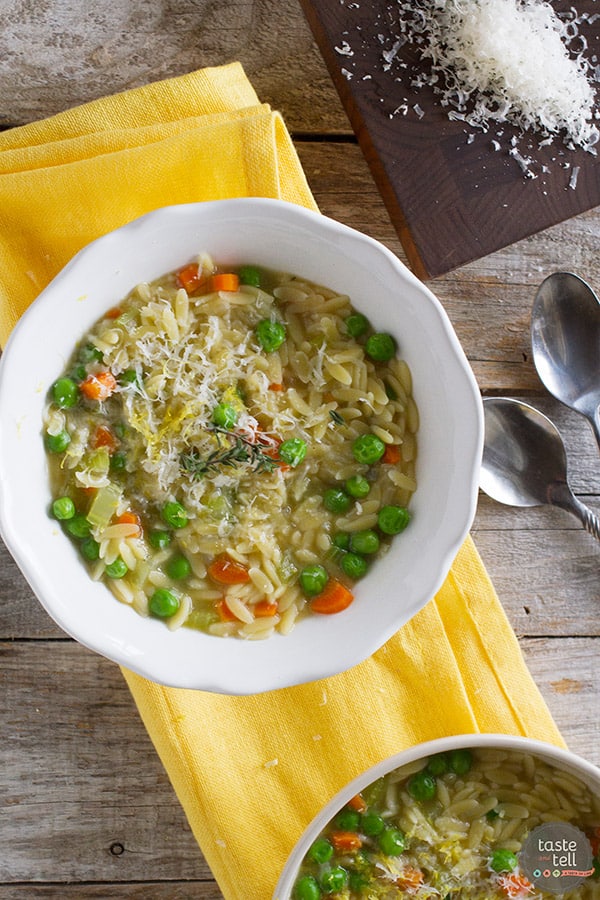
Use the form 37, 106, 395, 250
394, 0, 599, 152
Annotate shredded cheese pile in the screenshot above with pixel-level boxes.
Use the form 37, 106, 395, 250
396, 0, 599, 152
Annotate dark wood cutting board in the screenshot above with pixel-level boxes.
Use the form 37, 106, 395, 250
299, 0, 600, 278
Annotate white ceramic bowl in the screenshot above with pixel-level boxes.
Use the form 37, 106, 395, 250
0, 199, 482, 693
273, 733, 600, 899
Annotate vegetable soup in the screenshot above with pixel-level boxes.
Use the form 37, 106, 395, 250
291, 747, 600, 899
43, 257, 418, 638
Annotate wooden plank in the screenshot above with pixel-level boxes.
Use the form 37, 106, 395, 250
0, 0, 348, 134
298, 0, 600, 277
0, 636, 598, 893
0, 642, 206, 883
0, 886, 223, 899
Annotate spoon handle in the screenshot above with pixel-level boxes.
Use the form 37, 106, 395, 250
591, 406, 600, 455
551, 483, 600, 543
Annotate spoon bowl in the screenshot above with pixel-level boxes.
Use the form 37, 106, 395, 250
531, 272, 600, 450
481, 397, 600, 541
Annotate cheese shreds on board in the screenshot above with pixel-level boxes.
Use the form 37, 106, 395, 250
395, 0, 599, 152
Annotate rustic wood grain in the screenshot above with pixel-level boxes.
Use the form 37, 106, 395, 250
0, 0, 346, 134
298, 0, 600, 278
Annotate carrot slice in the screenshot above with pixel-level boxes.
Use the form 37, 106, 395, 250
105, 306, 122, 319
215, 599, 238, 622
116, 511, 142, 536
395, 867, 424, 891
80, 371, 117, 401
330, 831, 362, 852
208, 273, 239, 293
92, 425, 118, 452
254, 599, 278, 618
177, 262, 204, 294
382, 444, 401, 464
498, 874, 534, 898
310, 579, 354, 615
207, 554, 251, 585
268, 383, 285, 392
347, 793, 367, 813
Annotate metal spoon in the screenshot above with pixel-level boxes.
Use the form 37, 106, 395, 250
531, 272, 600, 451
480, 397, 600, 542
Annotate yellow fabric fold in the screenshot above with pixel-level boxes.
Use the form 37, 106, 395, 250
0, 62, 563, 900
0, 63, 315, 346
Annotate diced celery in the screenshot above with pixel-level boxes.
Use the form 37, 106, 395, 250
87, 483, 122, 529
279, 550, 299, 583
185, 608, 219, 632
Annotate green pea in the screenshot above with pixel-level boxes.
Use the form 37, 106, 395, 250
105, 557, 128, 579
212, 402, 238, 429
80, 537, 100, 561
161, 501, 188, 529
349, 872, 369, 892
118, 369, 141, 387
365, 332, 396, 362
279, 438, 307, 467
490, 849, 518, 873
332, 532, 350, 551
78, 344, 103, 364
148, 530, 172, 550
51, 377, 78, 409
384, 380, 398, 401
378, 827, 406, 856
149, 588, 180, 618
69, 364, 87, 383
336, 808, 360, 831
361, 812, 385, 836
345, 474, 370, 499
345, 313, 369, 338
320, 866, 348, 893
407, 771, 436, 801
299, 564, 328, 596
349, 529, 380, 555
45, 429, 71, 453
255, 319, 286, 353
238, 265, 261, 287
166, 554, 191, 580
51, 496, 75, 521
377, 505, 410, 535
64, 514, 91, 539
425, 753, 449, 777
341, 552, 368, 580
308, 838, 333, 864
449, 748, 473, 775
323, 488, 352, 514
352, 433, 385, 465
110, 451, 127, 472
294, 875, 321, 900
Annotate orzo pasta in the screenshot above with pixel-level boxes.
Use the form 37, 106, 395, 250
43, 256, 418, 638
292, 747, 600, 898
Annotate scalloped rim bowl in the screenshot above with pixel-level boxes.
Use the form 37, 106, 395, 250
0, 199, 482, 693
273, 733, 600, 899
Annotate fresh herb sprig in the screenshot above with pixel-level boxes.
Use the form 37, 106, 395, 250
180, 427, 279, 479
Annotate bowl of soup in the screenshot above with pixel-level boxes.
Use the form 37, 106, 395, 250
274, 734, 600, 899
0, 199, 482, 692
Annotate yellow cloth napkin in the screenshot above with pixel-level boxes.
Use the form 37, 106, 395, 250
0, 63, 564, 900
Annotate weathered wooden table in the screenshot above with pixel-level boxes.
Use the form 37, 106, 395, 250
1, 2, 598, 897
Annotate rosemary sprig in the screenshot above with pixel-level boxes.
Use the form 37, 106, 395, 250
180, 427, 279, 479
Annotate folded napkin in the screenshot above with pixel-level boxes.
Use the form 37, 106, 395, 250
0, 62, 563, 900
